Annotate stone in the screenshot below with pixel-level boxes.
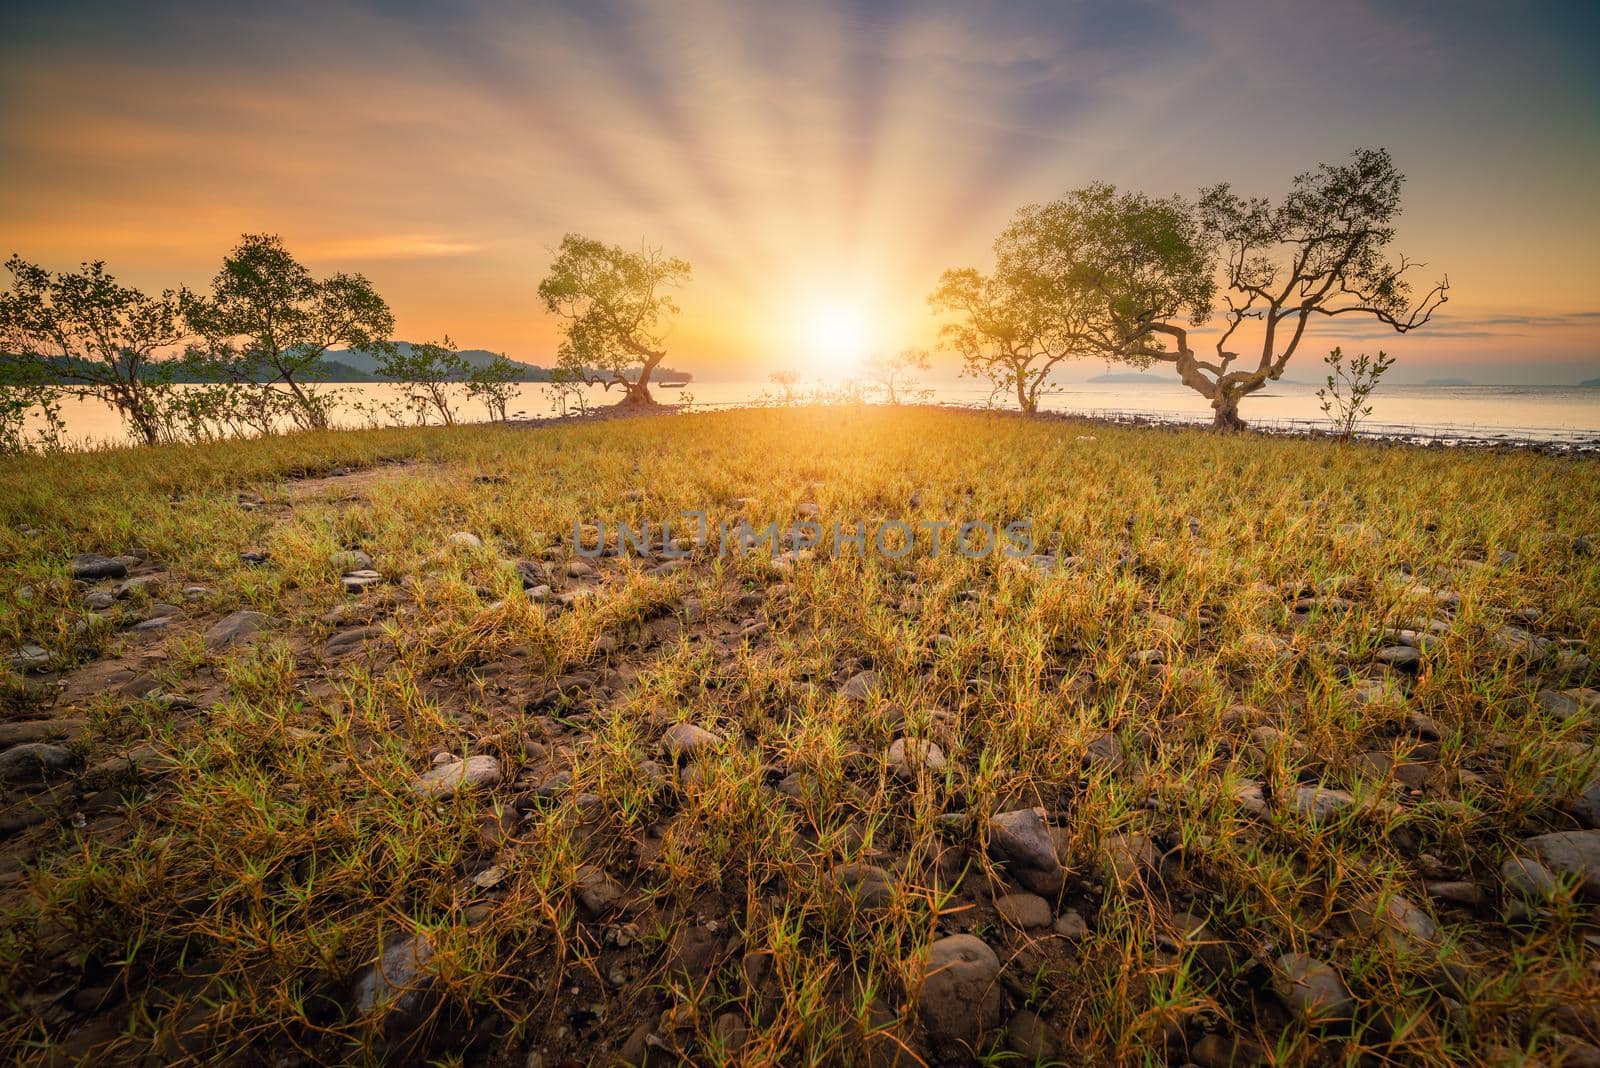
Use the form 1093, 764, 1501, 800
0, 718, 86, 746
1273, 952, 1355, 1021
527, 584, 553, 603
660, 722, 721, 762
1350, 892, 1438, 952
1567, 780, 1600, 829
6, 645, 50, 673
1054, 909, 1089, 939
0, 742, 76, 785
840, 670, 881, 702
325, 625, 385, 657
1003, 1009, 1061, 1062
1501, 856, 1562, 900
1084, 732, 1123, 771
666, 924, 721, 983
566, 558, 597, 578
917, 934, 1000, 1054
1425, 881, 1486, 908
448, 532, 483, 550
827, 863, 895, 910
331, 549, 374, 573
113, 574, 163, 599
1288, 785, 1362, 822
1376, 645, 1421, 669
341, 570, 384, 592
352, 931, 436, 1016
1103, 832, 1158, 883
83, 590, 116, 611
993, 892, 1053, 930
411, 755, 502, 800
987, 808, 1066, 894
574, 865, 623, 917
204, 610, 268, 651
1523, 830, 1600, 896
887, 737, 946, 781
71, 553, 127, 581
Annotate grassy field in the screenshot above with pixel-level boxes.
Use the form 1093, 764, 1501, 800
0, 406, 1598, 1067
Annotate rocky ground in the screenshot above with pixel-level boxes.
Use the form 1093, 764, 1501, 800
0, 407, 1598, 1066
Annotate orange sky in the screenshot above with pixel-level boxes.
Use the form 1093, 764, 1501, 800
3, 1, 1597, 384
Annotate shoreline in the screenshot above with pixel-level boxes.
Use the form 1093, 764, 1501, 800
506, 399, 1600, 457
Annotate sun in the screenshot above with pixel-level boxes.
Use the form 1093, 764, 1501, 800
802, 300, 874, 378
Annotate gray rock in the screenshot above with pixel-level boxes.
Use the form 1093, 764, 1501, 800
341, 570, 384, 592
1567, 779, 1600, 829
411, 755, 502, 800
1522, 831, 1600, 896
325, 625, 385, 657
83, 590, 116, 611
1376, 645, 1421, 669
448, 532, 483, 550
993, 892, 1052, 930
1424, 881, 1485, 908
352, 932, 436, 1016
181, 585, 211, 600
6, 645, 50, 673
826, 863, 895, 911
574, 865, 623, 917
0, 742, 76, 784
71, 553, 127, 581
1350, 892, 1437, 952
1273, 952, 1355, 1021
331, 549, 374, 573
660, 723, 722, 762
1102, 832, 1157, 883
113, 574, 163, 599
1053, 909, 1089, 939
0, 718, 86, 746
1003, 1009, 1061, 1062
204, 610, 268, 651
917, 934, 1000, 1054
1501, 856, 1562, 900
886, 737, 945, 781
987, 807, 1065, 894
840, 669, 881, 702
526, 584, 553, 603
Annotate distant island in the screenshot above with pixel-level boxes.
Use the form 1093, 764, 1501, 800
25, 343, 692, 386
1085, 371, 1306, 386
1582, 377, 1600, 387
1423, 377, 1473, 387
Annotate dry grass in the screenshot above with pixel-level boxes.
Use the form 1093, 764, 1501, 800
0, 406, 1597, 1066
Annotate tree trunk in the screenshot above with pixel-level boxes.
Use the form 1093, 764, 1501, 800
1211, 392, 1247, 431
619, 378, 657, 406
1016, 378, 1034, 415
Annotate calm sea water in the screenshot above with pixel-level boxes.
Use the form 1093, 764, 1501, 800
33, 379, 1600, 449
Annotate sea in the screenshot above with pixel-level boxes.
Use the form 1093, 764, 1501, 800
27, 379, 1600, 451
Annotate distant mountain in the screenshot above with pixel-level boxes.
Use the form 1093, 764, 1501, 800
1086, 372, 1168, 384
1582, 377, 1600, 387
1423, 377, 1473, 387
17, 344, 691, 385
1085, 371, 1306, 386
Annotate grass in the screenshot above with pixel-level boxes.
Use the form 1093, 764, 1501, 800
0, 405, 1596, 1066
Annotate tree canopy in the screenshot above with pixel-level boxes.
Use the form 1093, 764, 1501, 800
183, 234, 394, 428
536, 234, 690, 406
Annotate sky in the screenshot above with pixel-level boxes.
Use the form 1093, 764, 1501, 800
2, 0, 1598, 385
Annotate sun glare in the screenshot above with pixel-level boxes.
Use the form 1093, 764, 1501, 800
802, 301, 874, 378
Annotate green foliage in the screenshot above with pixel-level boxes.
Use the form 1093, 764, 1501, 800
536, 234, 690, 405
183, 234, 395, 429
0, 255, 189, 445
464, 352, 523, 422
376, 337, 469, 426
863, 347, 931, 405
1318, 347, 1397, 439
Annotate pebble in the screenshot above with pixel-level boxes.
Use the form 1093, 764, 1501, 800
83, 591, 116, 611
1350, 892, 1438, 952
1054, 909, 1089, 939
1501, 856, 1562, 900
71, 553, 127, 581
331, 549, 374, 573
0, 742, 76, 784
917, 934, 1000, 1054
660, 723, 721, 762
993, 892, 1053, 930
352, 932, 436, 1017
204, 610, 268, 651
1521, 830, 1600, 896
6, 645, 50, 673
886, 737, 945, 781
341, 570, 384, 592
448, 532, 484, 550
1003, 1009, 1061, 1062
987, 807, 1066, 894
839, 669, 881, 702
411, 755, 502, 799
826, 863, 895, 910
1273, 952, 1355, 1021
574, 865, 623, 917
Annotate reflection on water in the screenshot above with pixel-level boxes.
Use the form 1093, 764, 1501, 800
32, 380, 1600, 448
